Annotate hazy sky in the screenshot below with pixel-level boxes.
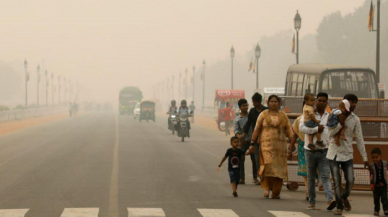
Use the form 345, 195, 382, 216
0, 0, 366, 101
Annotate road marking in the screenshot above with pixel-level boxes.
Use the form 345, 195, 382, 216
343, 215, 375, 217
60, 208, 99, 217
0, 209, 29, 217
108, 115, 120, 217
198, 209, 239, 217
127, 208, 165, 217
268, 211, 310, 217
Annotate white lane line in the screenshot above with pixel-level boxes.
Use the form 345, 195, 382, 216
268, 211, 310, 217
0, 209, 29, 217
127, 208, 165, 217
198, 209, 239, 217
108, 115, 120, 217
343, 214, 375, 217
60, 208, 99, 217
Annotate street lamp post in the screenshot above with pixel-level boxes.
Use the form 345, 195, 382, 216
192, 66, 195, 103
294, 10, 302, 64
37, 65, 40, 106
255, 43, 261, 90
51, 73, 54, 105
64, 78, 66, 104
202, 60, 206, 110
179, 72, 181, 101
24, 60, 28, 107
185, 68, 188, 99
45, 70, 48, 107
230, 46, 235, 89
58, 76, 61, 105
172, 75, 175, 99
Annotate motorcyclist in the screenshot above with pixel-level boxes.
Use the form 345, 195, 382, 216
176, 99, 191, 137
167, 100, 178, 127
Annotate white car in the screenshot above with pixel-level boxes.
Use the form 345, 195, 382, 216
133, 103, 140, 119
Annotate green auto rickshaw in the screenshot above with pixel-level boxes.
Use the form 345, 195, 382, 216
139, 101, 155, 122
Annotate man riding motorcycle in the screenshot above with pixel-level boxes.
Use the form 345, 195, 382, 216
176, 99, 191, 137
167, 100, 178, 127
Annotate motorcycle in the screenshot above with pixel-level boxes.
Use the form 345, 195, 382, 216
177, 113, 191, 142
168, 114, 177, 134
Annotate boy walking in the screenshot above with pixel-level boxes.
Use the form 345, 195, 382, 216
217, 136, 244, 197
370, 148, 388, 216
233, 99, 258, 184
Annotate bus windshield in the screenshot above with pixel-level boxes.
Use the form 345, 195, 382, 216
320, 71, 378, 98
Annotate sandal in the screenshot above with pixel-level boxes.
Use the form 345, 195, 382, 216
272, 194, 280, 199
334, 209, 343, 215
316, 140, 325, 147
374, 211, 379, 216
343, 198, 352, 211
308, 144, 317, 151
239, 180, 245, 184
233, 192, 238, 197
264, 190, 270, 198
327, 200, 337, 211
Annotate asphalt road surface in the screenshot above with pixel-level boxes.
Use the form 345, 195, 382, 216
0, 112, 375, 217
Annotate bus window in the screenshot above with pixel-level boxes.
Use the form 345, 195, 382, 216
296, 73, 304, 95
321, 71, 378, 98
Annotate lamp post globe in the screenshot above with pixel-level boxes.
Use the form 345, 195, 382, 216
294, 10, 301, 31
255, 43, 261, 59
230, 46, 235, 89
230, 46, 235, 58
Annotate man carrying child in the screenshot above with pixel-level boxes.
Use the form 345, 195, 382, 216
327, 94, 369, 215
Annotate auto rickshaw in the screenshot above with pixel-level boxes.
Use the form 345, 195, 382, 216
139, 101, 155, 122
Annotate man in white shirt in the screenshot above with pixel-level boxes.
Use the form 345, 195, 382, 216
327, 94, 369, 215
299, 92, 336, 211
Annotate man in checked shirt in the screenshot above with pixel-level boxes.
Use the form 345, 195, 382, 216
327, 94, 369, 215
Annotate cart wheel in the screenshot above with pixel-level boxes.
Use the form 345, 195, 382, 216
288, 182, 299, 191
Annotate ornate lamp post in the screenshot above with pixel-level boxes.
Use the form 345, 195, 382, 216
255, 43, 261, 90
24, 59, 29, 107
230, 46, 235, 89
202, 60, 206, 109
37, 65, 40, 106
294, 10, 302, 64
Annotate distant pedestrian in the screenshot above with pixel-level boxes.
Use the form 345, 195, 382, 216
249, 95, 293, 199
233, 98, 258, 185
69, 103, 73, 116
369, 148, 388, 216
221, 102, 233, 136
189, 101, 196, 123
217, 136, 244, 197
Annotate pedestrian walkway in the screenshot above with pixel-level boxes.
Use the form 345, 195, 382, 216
0, 208, 375, 217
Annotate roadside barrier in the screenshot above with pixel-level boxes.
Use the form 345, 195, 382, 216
0, 107, 67, 123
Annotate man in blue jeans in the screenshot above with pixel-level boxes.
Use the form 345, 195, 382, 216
327, 94, 369, 215
299, 92, 336, 211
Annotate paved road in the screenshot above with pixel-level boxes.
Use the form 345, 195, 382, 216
0, 112, 375, 216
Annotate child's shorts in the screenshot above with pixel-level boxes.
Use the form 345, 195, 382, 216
327, 109, 342, 128
327, 114, 340, 128
304, 120, 320, 128
228, 169, 240, 184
